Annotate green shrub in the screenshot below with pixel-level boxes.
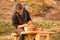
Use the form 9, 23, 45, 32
0, 22, 14, 35
33, 22, 60, 29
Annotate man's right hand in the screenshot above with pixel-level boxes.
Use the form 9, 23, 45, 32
18, 24, 27, 28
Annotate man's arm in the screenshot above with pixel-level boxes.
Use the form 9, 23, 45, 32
12, 14, 27, 28
12, 14, 19, 28
18, 24, 27, 28
25, 10, 34, 27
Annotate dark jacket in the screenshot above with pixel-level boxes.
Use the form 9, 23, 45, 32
12, 9, 31, 28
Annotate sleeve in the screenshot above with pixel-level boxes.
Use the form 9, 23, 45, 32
27, 12, 31, 21
12, 14, 19, 28
26, 10, 32, 22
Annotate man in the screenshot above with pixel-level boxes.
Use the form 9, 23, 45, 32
12, 3, 32, 40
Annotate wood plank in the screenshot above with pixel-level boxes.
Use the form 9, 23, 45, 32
21, 31, 54, 34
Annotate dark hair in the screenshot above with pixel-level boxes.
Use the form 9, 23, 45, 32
16, 3, 23, 10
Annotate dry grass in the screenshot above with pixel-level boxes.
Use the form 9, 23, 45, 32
0, 36, 13, 40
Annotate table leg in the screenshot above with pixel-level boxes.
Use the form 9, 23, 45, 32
14, 36, 19, 40
45, 34, 49, 40
35, 34, 40, 40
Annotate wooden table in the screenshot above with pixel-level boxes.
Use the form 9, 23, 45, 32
11, 33, 20, 40
21, 31, 54, 40
11, 31, 54, 40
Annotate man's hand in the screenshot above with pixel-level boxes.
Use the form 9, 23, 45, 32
18, 24, 27, 28
18, 21, 33, 28
27, 21, 35, 26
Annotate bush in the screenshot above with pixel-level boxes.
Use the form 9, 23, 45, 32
50, 31, 60, 40
0, 22, 14, 35
33, 22, 60, 29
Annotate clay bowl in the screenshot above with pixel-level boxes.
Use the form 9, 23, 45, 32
24, 25, 37, 31
28, 26, 36, 31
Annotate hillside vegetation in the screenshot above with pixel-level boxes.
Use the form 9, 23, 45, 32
0, 0, 60, 40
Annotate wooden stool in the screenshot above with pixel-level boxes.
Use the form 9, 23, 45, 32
11, 33, 20, 40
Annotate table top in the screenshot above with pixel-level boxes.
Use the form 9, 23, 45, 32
21, 31, 55, 34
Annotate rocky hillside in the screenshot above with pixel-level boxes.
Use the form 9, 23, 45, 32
44, 1, 60, 20
0, 0, 16, 22
0, 0, 60, 23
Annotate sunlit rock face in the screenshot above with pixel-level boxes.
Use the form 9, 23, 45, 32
0, 0, 16, 22
44, 0, 57, 7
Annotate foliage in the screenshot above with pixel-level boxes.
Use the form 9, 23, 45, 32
49, 31, 60, 40
0, 22, 60, 35
0, 22, 14, 35
0, 22, 60, 40
33, 22, 60, 29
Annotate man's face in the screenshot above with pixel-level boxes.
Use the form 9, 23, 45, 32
16, 9, 23, 14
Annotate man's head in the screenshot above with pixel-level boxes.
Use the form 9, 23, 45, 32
16, 3, 23, 14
